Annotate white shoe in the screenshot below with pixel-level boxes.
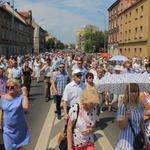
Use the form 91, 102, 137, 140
100, 110, 103, 113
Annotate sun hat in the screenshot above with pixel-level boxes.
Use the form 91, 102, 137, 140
72, 69, 82, 75
114, 65, 121, 71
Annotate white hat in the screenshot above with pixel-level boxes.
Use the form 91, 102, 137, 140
72, 69, 82, 75
114, 65, 121, 71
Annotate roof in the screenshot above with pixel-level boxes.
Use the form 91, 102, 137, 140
108, 0, 120, 11
2, 2, 26, 24
18, 12, 29, 19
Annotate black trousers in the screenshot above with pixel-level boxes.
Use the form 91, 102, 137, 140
55, 95, 62, 115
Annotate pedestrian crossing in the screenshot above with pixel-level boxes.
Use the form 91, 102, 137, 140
35, 102, 114, 150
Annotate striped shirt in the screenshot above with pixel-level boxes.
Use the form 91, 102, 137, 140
115, 102, 145, 150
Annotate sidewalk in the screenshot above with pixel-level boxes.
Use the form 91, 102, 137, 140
35, 103, 114, 150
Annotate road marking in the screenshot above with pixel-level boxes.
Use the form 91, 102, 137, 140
34, 103, 55, 150
54, 112, 64, 125
48, 131, 60, 149
35, 102, 114, 150
94, 127, 114, 150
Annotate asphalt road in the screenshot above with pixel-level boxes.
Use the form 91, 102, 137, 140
0, 74, 120, 150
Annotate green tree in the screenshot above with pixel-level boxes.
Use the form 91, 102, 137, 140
45, 38, 55, 51
82, 25, 108, 53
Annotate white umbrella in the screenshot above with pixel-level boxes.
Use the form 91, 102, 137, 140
109, 55, 128, 61
97, 73, 150, 95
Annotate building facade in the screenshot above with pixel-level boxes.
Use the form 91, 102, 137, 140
32, 20, 46, 53
0, 2, 34, 56
108, 0, 150, 60
76, 26, 99, 51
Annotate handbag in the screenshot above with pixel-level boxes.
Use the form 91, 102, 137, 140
128, 119, 145, 150
58, 103, 80, 150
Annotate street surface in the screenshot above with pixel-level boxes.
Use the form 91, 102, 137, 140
0, 74, 120, 150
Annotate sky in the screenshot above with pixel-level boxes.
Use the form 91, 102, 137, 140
12, 0, 116, 44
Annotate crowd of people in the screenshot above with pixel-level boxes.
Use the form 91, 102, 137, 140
0, 51, 150, 149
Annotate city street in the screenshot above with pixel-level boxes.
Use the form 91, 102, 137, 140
26, 75, 119, 150
0, 75, 120, 150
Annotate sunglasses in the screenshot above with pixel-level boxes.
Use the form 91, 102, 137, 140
78, 63, 82, 65
6, 86, 15, 90
88, 77, 93, 79
59, 66, 65, 68
130, 91, 138, 93
76, 74, 82, 77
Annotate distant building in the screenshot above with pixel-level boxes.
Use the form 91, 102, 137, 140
108, 0, 150, 60
32, 20, 45, 53
76, 26, 99, 51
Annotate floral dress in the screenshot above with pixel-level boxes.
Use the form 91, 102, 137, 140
115, 102, 145, 150
68, 104, 97, 147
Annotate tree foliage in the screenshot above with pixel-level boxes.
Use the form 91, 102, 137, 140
82, 25, 108, 53
45, 38, 55, 51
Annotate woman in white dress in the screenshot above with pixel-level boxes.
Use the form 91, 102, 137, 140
33, 57, 41, 83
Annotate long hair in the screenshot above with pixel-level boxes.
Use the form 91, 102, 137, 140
123, 83, 140, 106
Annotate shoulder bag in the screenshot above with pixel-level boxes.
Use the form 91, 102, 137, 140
58, 103, 79, 150
128, 119, 145, 150
124, 103, 145, 149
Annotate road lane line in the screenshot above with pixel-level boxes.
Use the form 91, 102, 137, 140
48, 132, 60, 149
94, 127, 114, 150
54, 112, 64, 125
34, 103, 55, 150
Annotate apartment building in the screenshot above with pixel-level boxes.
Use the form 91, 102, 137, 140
108, 0, 120, 56
76, 26, 99, 51
108, 0, 150, 60
32, 20, 45, 53
0, 2, 34, 56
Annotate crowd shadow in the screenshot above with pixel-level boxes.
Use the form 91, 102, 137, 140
28, 97, 37, 102
98, 117, 115, 130
94, 132, 103, 142
29, 93, 43, 97
30, 85, 41, 88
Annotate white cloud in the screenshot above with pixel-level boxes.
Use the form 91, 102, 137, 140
13, 0, 116, 43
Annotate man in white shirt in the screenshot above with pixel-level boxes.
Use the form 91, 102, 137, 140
62, 69, 86, 121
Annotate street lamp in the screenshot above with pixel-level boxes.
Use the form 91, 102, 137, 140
11, 0, 14, 56
37, 18, 44, 25
98, 11, 106, 53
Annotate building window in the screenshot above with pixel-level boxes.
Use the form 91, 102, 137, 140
125, 31, 127, 41
128, 30, 131, 40
120, 17, 122, 26
120, 3, 123, 11
129, 12, 131, 23
140, 26, 143, 38
120, 32, 122, 42
134, 48, 137, 54
2, 29, 4, 39
140, 5, 143, 17
128, 48, 130, 54
125, 14, 128, 24
134, 28, 137, 39
135, 8, 138, 20
139, 48, 142, 55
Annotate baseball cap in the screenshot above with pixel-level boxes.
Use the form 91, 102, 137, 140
72, 69, 82, 75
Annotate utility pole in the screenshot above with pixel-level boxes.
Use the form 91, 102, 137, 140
98, 11, 106, 53
11, 0, 14, 56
